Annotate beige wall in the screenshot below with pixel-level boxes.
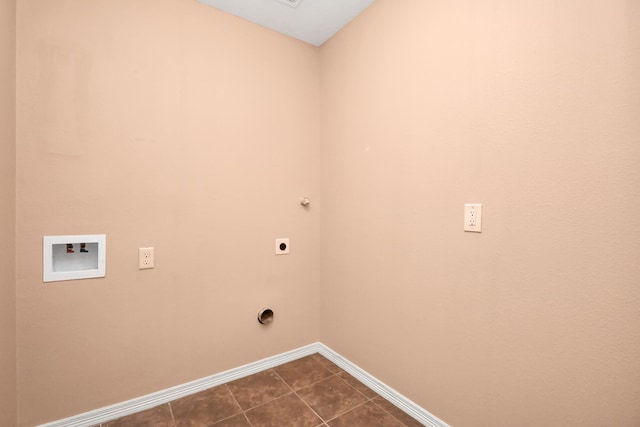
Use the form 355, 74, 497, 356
0, 0, 16, 424
320, 1, 640, 426
15, 0, 320, 425
13, 0, 640, 425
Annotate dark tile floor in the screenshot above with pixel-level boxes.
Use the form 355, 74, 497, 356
97, 353, 424, 427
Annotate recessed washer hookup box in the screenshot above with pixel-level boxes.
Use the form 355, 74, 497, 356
43, 234, 106, 283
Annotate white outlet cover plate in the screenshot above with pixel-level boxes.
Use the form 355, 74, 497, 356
139, 247, 155, 269
464, 204, 482, 232
275, 238, 290, 255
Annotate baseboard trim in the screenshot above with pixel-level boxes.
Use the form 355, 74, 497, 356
38, 343, 322, 427
39, 342, 448, 427
316, 344, 449, 427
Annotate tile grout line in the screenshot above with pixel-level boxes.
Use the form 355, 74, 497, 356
321, 367, 385, 425
222, 383, 253, 427
370, 396, 415, 427
222, 370, 325, 427
323, 399, 372, 424
44, 345, 442, 427
166, 402, 177, 427
224, 367, 314, 415
271, 367, 329, 425
226, 378, 297, 413
231, 389, 296, 413
241, 411, 253, 427
234, 369, 298, 412
274, 359, 337, 391
335, 370, 377, 401
306, 356, 414, 426
318, 366, 388, 424
101, 353, 414, 427
273, 354, 398, 427
321, 395, 414, 426
292, 387, 326, 424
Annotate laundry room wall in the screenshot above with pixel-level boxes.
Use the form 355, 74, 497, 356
319, 1, 640, 425
15, 0, 321, 424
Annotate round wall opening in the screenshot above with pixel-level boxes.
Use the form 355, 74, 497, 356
258, 308, 274, 325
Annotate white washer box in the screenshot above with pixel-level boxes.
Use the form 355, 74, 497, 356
43, 234, 106, 283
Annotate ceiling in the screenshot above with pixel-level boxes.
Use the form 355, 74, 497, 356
196, 0, 375, 47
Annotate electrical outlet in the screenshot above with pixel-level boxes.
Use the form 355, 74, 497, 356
464, 204, 482, 232
275, 238, 290, 255
139, 247, 154, 269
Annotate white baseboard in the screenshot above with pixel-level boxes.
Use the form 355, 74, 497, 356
38, 342, 449, 427
317, 344, 449, 427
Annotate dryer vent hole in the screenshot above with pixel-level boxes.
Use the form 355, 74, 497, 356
258, 308, 274, 325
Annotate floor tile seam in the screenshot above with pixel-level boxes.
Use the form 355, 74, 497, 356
208, 410, 247, 426
298, 371, 338, 390
370, 397, 414, 427
270, 366, 342, 421
305, 374, 374, 421
232, 390, 295, 414
235, 389, 297, 414
313, 392, 377, 425
322, 399, 373, 424
270, 368, 304, 394
203, 407, 251, 427
333, 371, 378, 401
274, 370, 370, 422
166, 401, 178, 427
290, 387, 327, 425
272, 367, 331, 425
225, 369, 293, 413
209, 410, 253, 427
240, 411, 253, 427
268, 367, 312, 423
279, 369, 338, 393
272, 361, 335, 391
222, 383, 249, 422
